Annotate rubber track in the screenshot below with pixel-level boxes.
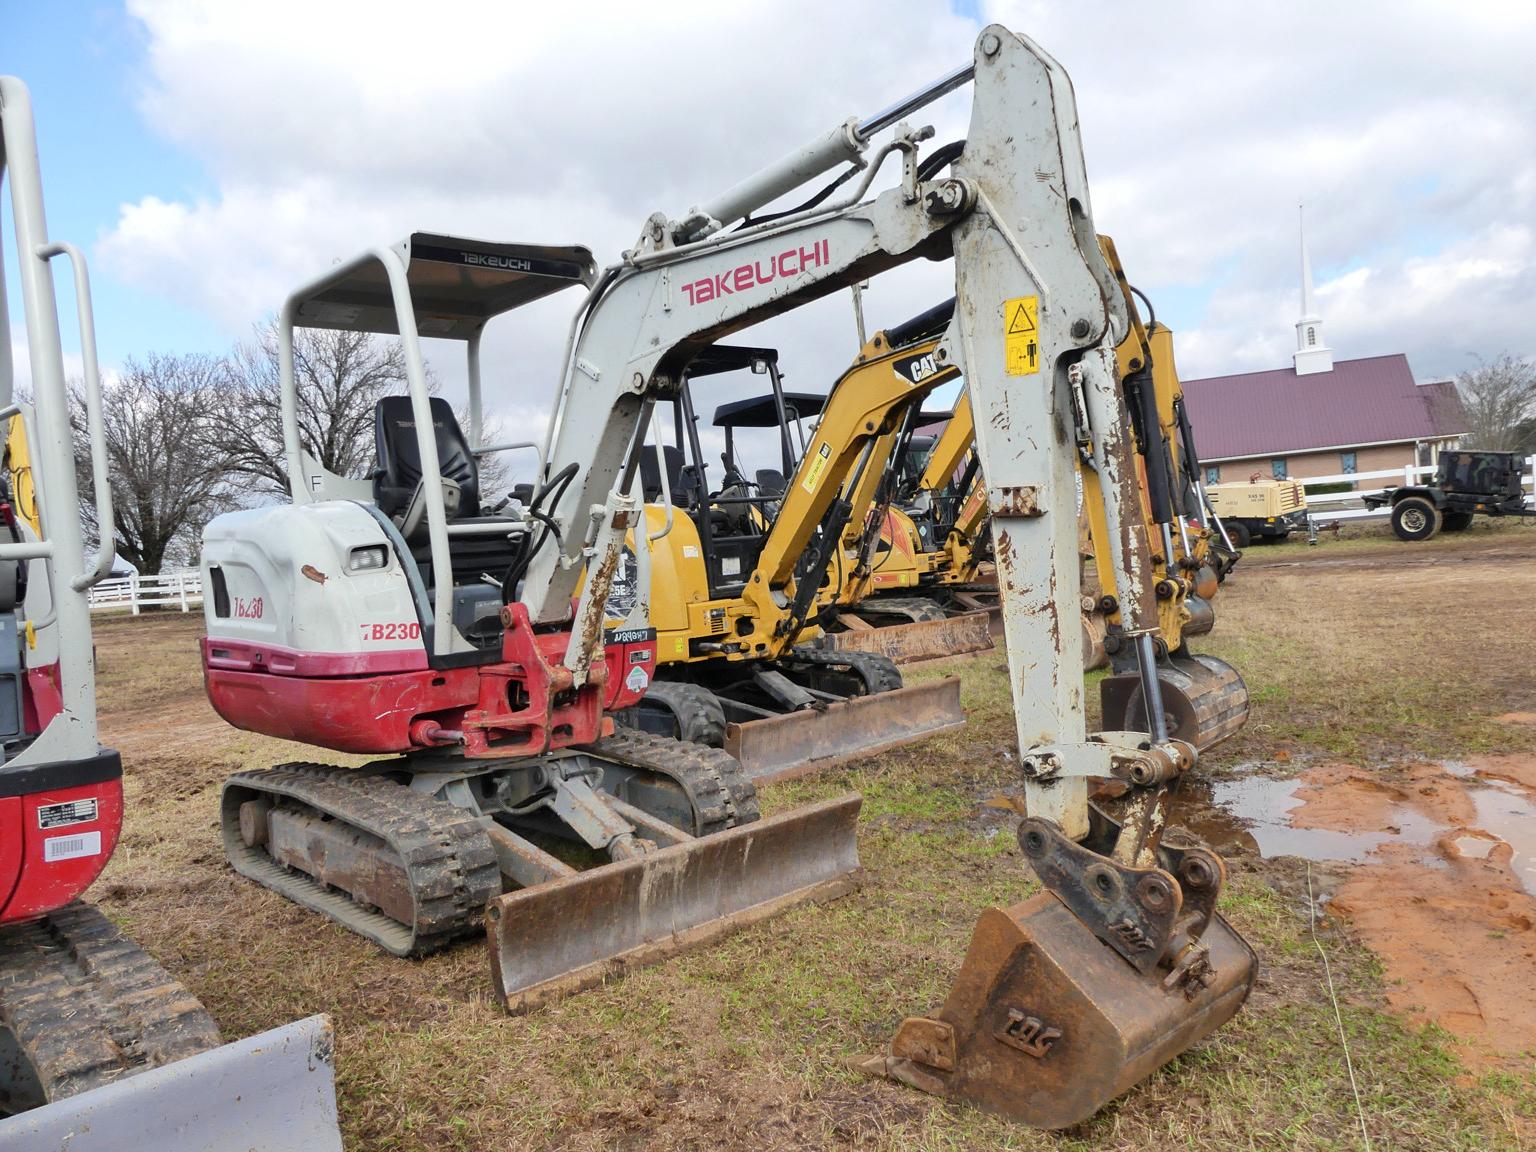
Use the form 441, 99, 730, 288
626, 680, 728, 746
585, 728, 760, 833
786, 645, 904, 695
0, 902, 222, 1104
222, 764, 501, 957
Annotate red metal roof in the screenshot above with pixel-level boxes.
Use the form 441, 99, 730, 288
1180, 353, 1467, 461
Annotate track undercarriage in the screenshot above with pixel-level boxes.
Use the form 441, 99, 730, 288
221, 730, 861, 1008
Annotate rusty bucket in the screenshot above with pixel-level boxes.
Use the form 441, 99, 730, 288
487, 794, 862, 1013
725, 678, 965, 783
862, 891, 1255, 1128
823, 611, 994, 665
1100, 654, 1249, 752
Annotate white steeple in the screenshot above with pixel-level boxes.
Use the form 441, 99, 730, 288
1293, 203, 1333, 376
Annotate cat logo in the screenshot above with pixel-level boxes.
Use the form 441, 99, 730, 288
895, 351, 942, 384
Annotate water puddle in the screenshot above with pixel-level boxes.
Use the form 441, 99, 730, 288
1467, 777, 1536, 894
1173, 759, 1536, 897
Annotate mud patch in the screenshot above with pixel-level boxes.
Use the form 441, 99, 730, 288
1194, 756, 1536, 1064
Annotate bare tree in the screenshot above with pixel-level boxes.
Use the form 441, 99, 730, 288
213, 321, 510, 501
1456, 354, 1536, 452
215, 322, 415, 496
71, 352, 233, 575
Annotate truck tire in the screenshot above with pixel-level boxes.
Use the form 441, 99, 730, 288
1391, 496, 1441, 541
1441, 510, 1474, 532
1226, 521, 1251, 549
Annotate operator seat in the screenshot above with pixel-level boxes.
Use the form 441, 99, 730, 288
372, 395, 481, 520
370, 397, 524, 646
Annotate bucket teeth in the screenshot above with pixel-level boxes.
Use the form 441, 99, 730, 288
862, 893, 1256, 1129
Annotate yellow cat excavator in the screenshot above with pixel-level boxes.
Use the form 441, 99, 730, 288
603, 308, 977, 781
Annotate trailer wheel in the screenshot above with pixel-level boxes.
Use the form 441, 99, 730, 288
1441, 510, 1474, 532
1391, 496, 1441, 541
1226, 521, 1251, 549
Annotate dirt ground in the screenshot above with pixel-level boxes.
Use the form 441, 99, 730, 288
88, 517, 1536, 1150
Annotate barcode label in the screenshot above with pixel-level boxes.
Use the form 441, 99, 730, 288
43, 831, 102, 862
38, 798, 98, 829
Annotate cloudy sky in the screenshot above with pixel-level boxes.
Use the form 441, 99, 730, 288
5, 0, 1535, 442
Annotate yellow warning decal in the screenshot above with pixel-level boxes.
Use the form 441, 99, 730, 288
1004, 295, 1040, 376
800, 441, 832, 494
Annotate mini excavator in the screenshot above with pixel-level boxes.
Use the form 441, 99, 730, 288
201, 25, 1254, 1124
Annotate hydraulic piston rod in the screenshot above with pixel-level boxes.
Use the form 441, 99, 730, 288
677, 62, 978, 241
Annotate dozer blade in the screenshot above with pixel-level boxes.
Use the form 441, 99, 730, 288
487, 793, 861, 1013
0, 1015, 342, 1152
824, 610, 993, 664
862, 892, 1255, 1129
1101, 653, 1249, 751
726, 677, 965, 784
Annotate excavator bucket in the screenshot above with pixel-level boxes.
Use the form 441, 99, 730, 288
0, 1015, 342, 1152
823, 610, 993, 665
1100, 653, 1249, 751
725, 678, 965, 783
863, 892, 1255, 1129
487, 794, 862, 1012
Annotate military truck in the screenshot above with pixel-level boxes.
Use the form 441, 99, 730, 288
1364, 450, 1534, 541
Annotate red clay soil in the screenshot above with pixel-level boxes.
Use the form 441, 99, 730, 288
1283, 758, 1536, 1068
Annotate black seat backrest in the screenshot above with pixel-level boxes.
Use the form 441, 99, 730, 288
372, 396, 481, 519
637, 445, 685, 503
755, 468, 786, 497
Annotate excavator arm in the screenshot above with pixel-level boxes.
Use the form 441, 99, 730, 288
517, 29, 1255, 1125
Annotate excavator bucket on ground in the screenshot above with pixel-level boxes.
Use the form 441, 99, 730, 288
862, 891, 1254, 1128
725, 678, 964, 783
1099, 653, 1249, 751
822, 609, 993, 665
488, 794, 861, 1011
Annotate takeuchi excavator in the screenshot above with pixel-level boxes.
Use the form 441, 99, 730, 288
0, 77, 341, 1152
199, 26, 1254, 1125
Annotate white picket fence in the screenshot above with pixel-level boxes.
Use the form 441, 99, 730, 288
87, 569, 203, 614
1302, 455, 1536, 525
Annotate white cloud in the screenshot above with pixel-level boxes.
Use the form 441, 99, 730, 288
97, 0, 1536, 424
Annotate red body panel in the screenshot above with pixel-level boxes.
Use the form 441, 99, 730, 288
202, 606, 657, 759
0, 795, 21, 912
0, 778, 124, 923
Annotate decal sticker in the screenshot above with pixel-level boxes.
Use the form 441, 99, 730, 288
606, 626, 655, 646
360, 622, 423, 642
625, 664, 650, 693
232, 596, 265, 619
38, 798, 98, 830
681, 240, 831, 306
800, 442, 833, 494
1004, 295, 1039, 376
682, 545, 701, 559
44, 831, 102, 863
